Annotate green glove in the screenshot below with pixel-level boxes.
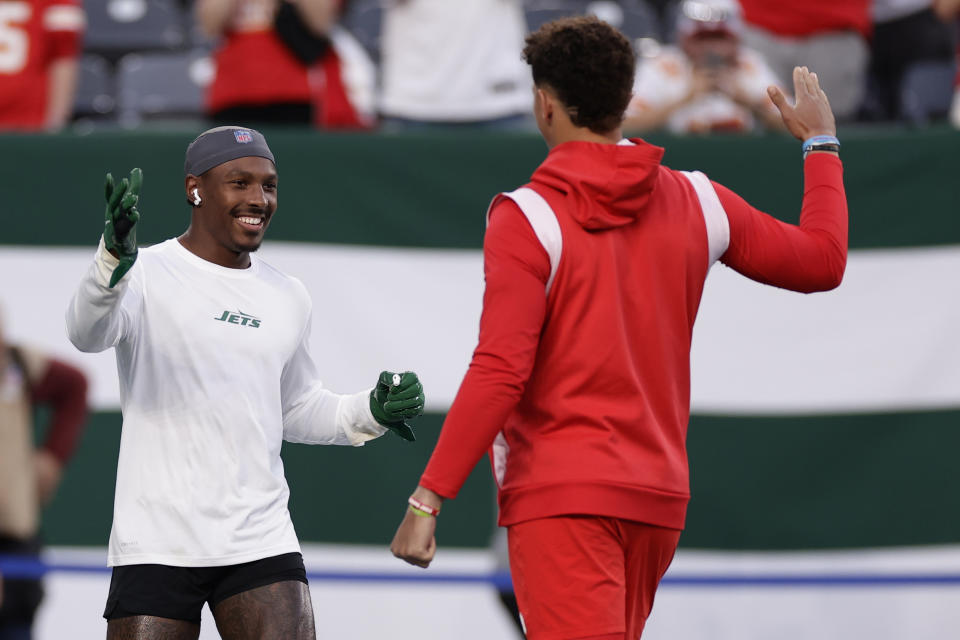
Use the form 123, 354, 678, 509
369, 371, 424, 442
103, 167, 142, 288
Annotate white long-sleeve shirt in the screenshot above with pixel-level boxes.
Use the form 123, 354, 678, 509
66, 238, 386, 567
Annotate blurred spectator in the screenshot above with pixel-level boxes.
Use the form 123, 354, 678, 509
863, 0, 957, 122
196, 0, 374, 128
624, 0, 783, 134
378, 0, 532, 130
0, 0, 85, 132
935, 0, 960, 24
934, 0, 960, 127
0, 308, 88, 639
738, 0, 870, 121
952, 69, 960, 127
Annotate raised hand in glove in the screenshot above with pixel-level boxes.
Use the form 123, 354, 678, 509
369, 371, 424, 441
103, 167, 142, 288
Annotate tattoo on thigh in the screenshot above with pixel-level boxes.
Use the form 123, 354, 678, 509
213, 580, 316, 640
106, 616, 200, 640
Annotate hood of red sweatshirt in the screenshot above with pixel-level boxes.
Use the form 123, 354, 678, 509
530, 138, 665, 230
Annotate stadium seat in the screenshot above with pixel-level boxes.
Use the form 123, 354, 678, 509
72, 54, 116, 121
115, 50, 212, 126
83, 0, 187, 58
339, 0, 384, 62
523, 0, 658, 40
616, 0, 660, 42
524, 0, 591, 33
899, 61, 958, 126
655, 0, 682, 42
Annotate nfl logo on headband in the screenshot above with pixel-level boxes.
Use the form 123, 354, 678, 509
184, 126, 275, 176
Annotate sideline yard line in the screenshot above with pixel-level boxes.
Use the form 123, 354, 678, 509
4, 557, 960, 588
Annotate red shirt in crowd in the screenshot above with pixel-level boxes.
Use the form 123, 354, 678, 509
420, 140, 847, 530
208, 30, 314, 113
739, 0, 871, 38
32, 357, 89, 463
207, 2, 366, 129
0, 0, 83, 130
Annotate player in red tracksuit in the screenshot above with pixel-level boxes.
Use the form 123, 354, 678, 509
391, 17, 847, 640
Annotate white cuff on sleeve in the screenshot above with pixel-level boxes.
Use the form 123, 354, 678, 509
338, 388, 388, 446
94, 235, 122, 288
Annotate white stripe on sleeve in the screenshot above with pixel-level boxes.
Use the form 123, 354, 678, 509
492, 432, 509, 487
681, 170, 730, 265
499, 188, 563, 295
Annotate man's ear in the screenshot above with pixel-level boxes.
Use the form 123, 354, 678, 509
537, 88, 554, 125
185, 175, 200, 207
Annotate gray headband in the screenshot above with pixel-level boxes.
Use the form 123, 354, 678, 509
184, 126, 276, 177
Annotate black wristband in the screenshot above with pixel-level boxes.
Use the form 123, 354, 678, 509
804, 143, 840, 158
802, 135, 840, 159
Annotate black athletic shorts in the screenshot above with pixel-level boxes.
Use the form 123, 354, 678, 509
103, 552, 307, 624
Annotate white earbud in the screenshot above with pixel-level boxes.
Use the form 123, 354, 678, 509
192, 188, 201, 205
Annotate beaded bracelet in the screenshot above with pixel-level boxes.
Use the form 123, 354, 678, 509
408, 496, 440, 517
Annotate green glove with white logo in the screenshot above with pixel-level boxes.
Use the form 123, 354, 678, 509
103, 167, 142, 288
369, 371, 424, 441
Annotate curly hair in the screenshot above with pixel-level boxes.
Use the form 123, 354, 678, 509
523, 16, 636, 134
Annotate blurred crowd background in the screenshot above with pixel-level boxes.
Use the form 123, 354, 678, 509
2, 0, 959, 135
3, 3, 960, 639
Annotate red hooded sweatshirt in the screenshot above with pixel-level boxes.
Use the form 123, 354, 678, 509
420, 139, 847, 530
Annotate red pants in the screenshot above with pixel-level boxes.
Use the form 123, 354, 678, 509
507, 516, 681, 640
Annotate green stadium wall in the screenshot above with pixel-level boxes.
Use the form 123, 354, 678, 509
36, 408, 960, 549
4, 127, 959, 551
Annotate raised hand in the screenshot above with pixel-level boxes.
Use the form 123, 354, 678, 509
767, 66, 836, 141
103, 168, 142, 287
